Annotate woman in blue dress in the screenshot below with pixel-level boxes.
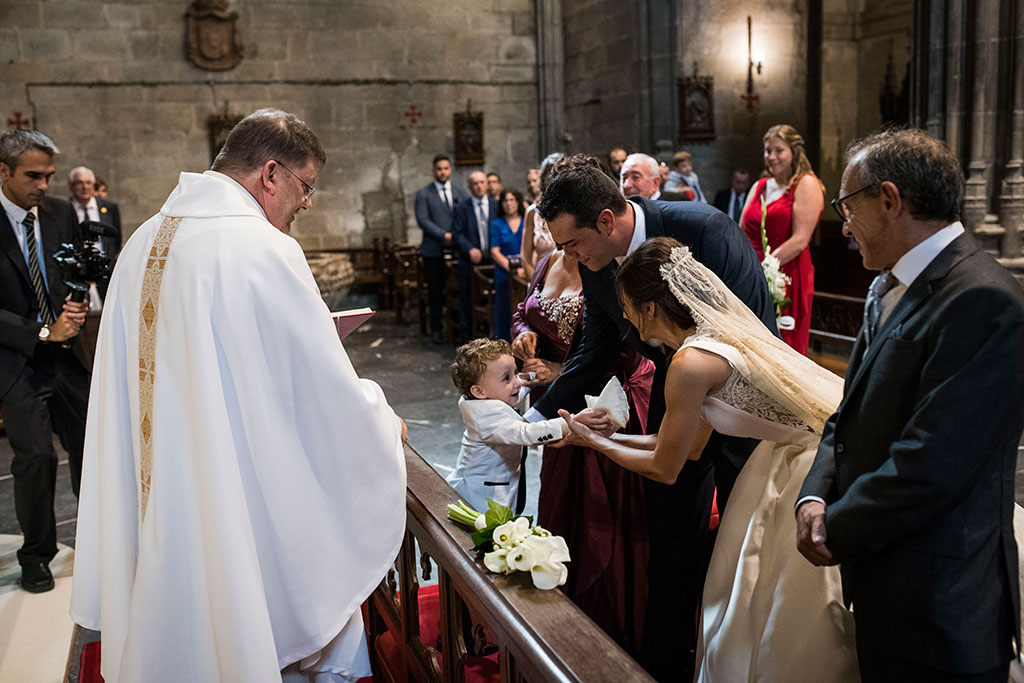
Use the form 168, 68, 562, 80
489, 188, 526, 340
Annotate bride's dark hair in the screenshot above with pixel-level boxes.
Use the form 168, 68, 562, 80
615, 237, 696, 330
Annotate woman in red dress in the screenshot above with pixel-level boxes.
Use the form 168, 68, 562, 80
739, 124, 824, 354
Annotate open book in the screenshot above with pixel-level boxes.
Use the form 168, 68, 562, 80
331, 307, 375, 340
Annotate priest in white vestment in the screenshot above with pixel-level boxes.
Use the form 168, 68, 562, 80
71, 109, 407, 682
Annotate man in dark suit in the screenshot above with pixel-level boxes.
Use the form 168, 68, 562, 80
452, 170, 499, 341
525, 155, 776, 681
797, 129, 1024, 681
415, 155, 468, 343
68, 165, 122, 300
712, 168, 750, 223
0, 130, 91, 593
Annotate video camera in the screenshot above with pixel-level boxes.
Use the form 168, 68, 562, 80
52, 220, 119, 303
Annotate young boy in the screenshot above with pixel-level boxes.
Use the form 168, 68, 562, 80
446, 338, 566, 513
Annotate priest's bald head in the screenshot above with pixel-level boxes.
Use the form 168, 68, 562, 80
212, 108, 325, 234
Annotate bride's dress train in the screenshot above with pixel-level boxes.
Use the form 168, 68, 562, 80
686, 336, 859, 682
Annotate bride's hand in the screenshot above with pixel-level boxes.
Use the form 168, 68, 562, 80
556, 409, 600, 448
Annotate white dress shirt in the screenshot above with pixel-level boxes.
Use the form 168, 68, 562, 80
475, 197, 490, 249
435, 180, 453, 209
72, 196, 100, 223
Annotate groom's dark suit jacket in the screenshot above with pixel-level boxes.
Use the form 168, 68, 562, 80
533, 197, 776, 679
800, 233, 1024, 674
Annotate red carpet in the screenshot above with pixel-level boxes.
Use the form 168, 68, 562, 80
78, 586, 498, 683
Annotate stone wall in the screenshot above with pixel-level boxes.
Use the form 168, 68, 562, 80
675, 2, 811, 199
561, 0, 643, 156
560, 1, 812, 199
1, 0, 539, 250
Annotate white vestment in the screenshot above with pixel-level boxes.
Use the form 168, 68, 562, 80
71, 171, 407, 682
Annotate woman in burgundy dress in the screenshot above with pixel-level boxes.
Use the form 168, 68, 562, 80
739, 124, 824, 355
510, 248, 654, 657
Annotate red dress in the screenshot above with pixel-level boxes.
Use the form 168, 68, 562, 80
740, 176, 817, 355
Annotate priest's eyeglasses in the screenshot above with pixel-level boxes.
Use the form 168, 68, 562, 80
830, 184, 876, 222
275, 160, 316, 200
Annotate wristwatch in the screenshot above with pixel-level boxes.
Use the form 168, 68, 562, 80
38, 324, 50, 343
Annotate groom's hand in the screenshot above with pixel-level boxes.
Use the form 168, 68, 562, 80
796, 501, 837, 566
573, 408, 614, 436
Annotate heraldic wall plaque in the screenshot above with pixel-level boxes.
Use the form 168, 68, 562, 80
186, 0, 244, 71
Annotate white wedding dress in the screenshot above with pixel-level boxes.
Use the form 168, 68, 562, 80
685, 335, 859, 682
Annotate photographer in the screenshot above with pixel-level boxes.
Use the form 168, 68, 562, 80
0, 129, 91, 594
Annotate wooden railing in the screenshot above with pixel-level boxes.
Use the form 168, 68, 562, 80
366, 444, 653, 683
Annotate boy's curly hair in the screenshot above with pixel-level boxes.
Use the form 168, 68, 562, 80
451, 338, 513, 397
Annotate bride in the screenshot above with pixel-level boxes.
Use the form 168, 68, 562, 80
559, 237, 859, 681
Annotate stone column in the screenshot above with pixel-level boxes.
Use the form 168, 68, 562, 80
962, 0, 1000, 234
997, 0, 1024, 260
535, 0, 565, 158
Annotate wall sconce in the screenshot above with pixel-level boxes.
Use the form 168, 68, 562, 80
741, 15, 763, 111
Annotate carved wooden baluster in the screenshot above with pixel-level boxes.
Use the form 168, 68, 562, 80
438, 569, 468, 683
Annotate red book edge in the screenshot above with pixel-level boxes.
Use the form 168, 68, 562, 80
331, 308, 375, 340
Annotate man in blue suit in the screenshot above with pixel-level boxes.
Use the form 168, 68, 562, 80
414, 155, 468, 343
452, 170, 499, 341
527, 155, 775, 681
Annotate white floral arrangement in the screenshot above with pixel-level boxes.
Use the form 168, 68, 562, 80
448, 499, 571, 590
759, 195, 795, 330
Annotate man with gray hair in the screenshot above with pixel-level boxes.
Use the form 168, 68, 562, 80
0, 129, 90, 594
71, 108, 407, 682
619, 152, 692, 202
68, 165, 122, 302
798, 128, 1024, 681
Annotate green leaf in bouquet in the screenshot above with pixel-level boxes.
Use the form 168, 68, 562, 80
484, 498, 514, 528
779, 297, 791, 310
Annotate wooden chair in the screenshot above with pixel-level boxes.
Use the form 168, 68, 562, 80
391, 244, 423, 328
471, 265, 495, 340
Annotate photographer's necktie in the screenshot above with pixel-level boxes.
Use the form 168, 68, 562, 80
862, 270, 898, 348
22, 212, 55, 324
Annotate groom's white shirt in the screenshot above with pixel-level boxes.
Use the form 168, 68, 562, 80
796, 221, 965, 512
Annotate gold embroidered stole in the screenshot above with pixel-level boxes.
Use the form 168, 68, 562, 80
138, 215, 182, 518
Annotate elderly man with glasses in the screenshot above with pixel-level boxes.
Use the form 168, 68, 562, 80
798, 128, 1024, 682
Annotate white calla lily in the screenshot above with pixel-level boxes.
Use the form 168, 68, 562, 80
483, 547, 511, 574
529, 560, 568, 590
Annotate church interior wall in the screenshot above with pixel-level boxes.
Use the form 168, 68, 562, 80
672, 2, 810, 200
2, 0, 539, 251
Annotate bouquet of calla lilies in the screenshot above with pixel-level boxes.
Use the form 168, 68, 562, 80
759, 195, 795, 330
447, 499, 571, 590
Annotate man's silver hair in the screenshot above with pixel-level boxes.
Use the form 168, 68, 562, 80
0, 130, 59, 170
620, 153, 659, 180
68, 166, 95, 183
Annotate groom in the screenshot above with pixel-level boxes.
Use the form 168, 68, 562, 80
524, 155, 775, 681
797, 129, 1024, 681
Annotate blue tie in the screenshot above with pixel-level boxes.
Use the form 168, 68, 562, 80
862, 270, 898, 347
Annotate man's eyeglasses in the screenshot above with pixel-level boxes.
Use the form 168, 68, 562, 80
830, 184, 876, 223
274, 160, 316, 200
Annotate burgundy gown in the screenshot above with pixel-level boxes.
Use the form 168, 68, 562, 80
741, 176, 818, 355
511, 253, 654, 656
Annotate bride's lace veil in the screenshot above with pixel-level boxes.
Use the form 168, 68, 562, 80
657, 245, 843, 431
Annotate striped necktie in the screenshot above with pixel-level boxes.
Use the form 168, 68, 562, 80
22, 212, 56, 324
862, 270, 898, 347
